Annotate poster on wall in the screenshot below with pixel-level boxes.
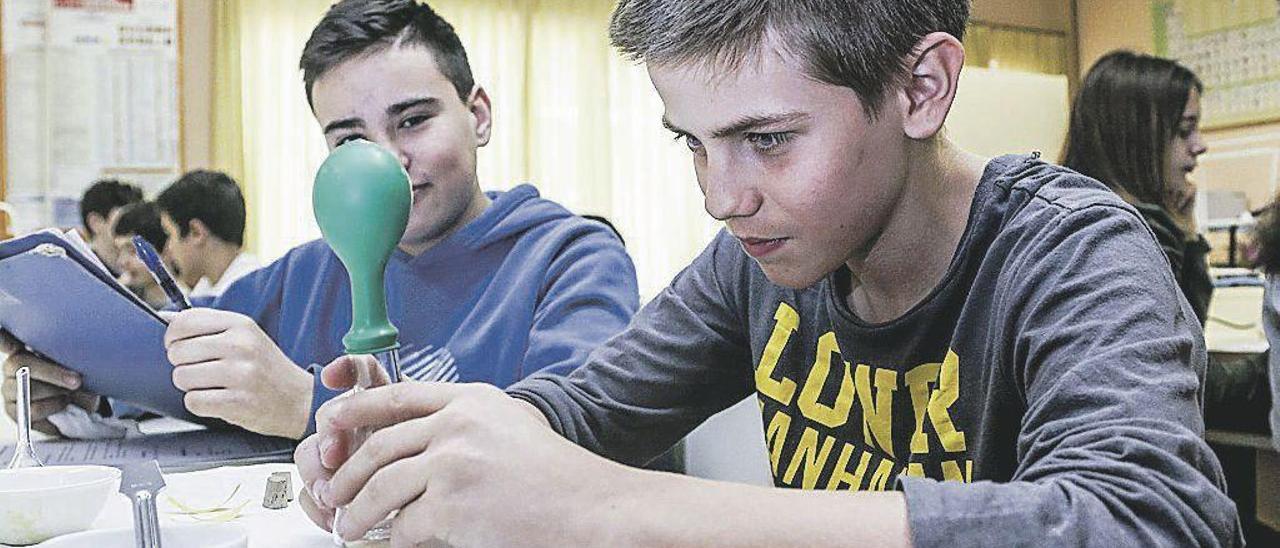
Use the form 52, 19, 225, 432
1, 0, 179, 235
1153, 0, 1280, 129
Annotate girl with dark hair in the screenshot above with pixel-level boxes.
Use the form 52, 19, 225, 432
1069, 51, 1270, 542
1062, 50, 1211, 321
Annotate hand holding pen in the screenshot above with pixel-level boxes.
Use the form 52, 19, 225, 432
132, 235, 191, 311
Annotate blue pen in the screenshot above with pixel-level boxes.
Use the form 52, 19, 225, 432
132, 235, 191, 310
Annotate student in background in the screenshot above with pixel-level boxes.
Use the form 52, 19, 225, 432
77, 179, 143, 272
111, 201, 173, 310
1253, 205, 1280, 451
155, 170, 258, 300
1, 0, 639, 441
1063, 49, 1272, 432
1062, 50, 1211, 322
2, 200, 172, 435
294, 1, 1238, 546
0, 185, 147, 435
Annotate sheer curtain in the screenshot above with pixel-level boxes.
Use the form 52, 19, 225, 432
214, 0, 716, 300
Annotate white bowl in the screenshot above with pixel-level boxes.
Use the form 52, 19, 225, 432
36, 523, 249, 548
0, 465, 121, 545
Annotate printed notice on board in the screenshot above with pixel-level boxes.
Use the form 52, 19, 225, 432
1, 0, 179, 234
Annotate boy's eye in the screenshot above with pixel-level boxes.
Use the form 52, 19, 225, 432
336, 134, 365, 146
681, 134, 704, 152
747, 132, 793, 151
400, 115, 429, 129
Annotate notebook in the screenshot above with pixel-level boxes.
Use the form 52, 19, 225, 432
0, 427, 295, 472
0, 229, 194, 421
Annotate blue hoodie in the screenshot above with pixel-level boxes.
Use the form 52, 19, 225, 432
206, 184, 639, 434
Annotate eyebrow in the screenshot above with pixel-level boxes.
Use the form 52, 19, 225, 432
387, 96, 439, 117
323, 97, 441, 135
662, 111, 810, 139
323, 117, 363, 135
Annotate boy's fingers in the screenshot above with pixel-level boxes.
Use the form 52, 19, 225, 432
4, 354, 80, 390
319, 428, 354, 471
298, 490, 335, 532
166, 337, 227, 367
27, 397, 70, 422
163, 308, 237, 347
326, 417, 434, 508
336, 454, 430, 541
2, 380, 67, 402
316, 382, 463, 434
7, 401, 68, 433
31, 419, 63, 437
319, 355, 387, 390
171, 361, 232, 392
70, 391, 101, 412
182, 389, 238, 419
0, 330, 20, 356
295, 435, 334, 488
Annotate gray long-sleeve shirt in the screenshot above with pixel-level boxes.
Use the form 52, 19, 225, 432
1262, 277, 1280, 450
508, 155, 1241, 546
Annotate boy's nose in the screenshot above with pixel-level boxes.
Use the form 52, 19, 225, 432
702, 171, 762, 221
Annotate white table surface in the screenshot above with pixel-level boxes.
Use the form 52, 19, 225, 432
1, 414, 359, 547
11, 463, 350, 547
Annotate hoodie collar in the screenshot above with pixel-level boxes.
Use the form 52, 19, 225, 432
392, 184, 552, 267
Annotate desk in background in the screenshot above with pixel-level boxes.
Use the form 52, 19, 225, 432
1204, 278, 1280, 543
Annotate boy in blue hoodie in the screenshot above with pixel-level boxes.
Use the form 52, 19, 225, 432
3, 0, 638, 440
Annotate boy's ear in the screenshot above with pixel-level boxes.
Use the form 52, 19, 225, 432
898, 32, 966, 140
187, 219, 211, 244
86, 211, 108, 235
468, 86, 493, 148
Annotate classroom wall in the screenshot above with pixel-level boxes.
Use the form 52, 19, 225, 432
179, 0, 214, 172
972, 0, 1072, 32
1077, 0, 1280, 216
1077, 0, 1156, 71
948, 67, 1071, 161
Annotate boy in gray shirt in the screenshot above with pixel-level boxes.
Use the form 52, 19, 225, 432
294, 0, 1241, 546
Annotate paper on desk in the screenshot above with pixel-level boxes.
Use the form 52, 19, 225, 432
0, 429, 295, 473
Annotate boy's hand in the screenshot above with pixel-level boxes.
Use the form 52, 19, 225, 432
294, 354, 390, 533
164, 309, 313, 439
296, 360, 607, 546
1, 330, 100, 437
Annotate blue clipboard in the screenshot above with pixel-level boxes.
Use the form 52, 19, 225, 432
0, 231, 196, 421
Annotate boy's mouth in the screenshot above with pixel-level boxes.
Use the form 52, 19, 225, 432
738, 236, 788, 258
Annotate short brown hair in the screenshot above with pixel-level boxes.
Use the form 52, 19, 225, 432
301, 0, 474, 107
609, 0, 970, 116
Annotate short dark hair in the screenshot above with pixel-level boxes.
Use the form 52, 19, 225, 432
1062, 50, 1203, 208
113, 201, 167, 252
80, 179, 143, 236
300, 0, 475, 107
608, 0, 970, 117
155, 170, 247, 246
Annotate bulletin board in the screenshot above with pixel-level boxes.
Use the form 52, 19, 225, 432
0, 0, 180, 237
1152, 0, 1280, 130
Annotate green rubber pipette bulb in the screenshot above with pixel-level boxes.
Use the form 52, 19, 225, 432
312, 140, 412, 354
